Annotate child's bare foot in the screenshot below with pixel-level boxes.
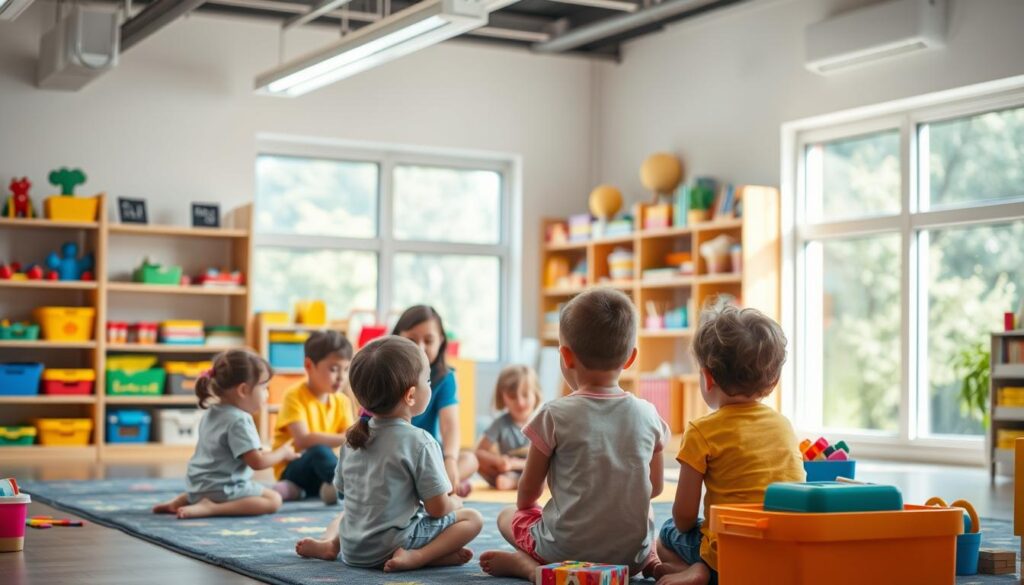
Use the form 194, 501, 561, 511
426, 547, 473, 567
296, 537, 341, 560
495, 473, 518, 491
456, 481, 473, 498
656, 562, 711, 585
654, 561, 689, 579
479, 550, 538, 581
153, 499, 182, 514
176, 498, 216, 519
384, 548, 428, 572
643, 561, 660, 579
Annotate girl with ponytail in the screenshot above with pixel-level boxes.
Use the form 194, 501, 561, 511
153, 349, 298, 519
296, 336, 482, 572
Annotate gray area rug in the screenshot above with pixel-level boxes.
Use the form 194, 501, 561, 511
20, 479, 1021, 584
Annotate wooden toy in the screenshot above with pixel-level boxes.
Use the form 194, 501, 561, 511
3, 178, 35, 218
46, 242, 95, 281
535, 561, 629, 585
978, 549, 1015, 575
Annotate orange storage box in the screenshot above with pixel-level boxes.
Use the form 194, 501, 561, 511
34, 418, 93, 446
710, 503, 963, 585
33, 307, 96, 341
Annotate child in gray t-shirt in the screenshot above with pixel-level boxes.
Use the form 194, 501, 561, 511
475, 365, 542, 491
296, 336, 483, 572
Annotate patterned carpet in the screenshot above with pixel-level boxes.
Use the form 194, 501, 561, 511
19, 479, 1022, 584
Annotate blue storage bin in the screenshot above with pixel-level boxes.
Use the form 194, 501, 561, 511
803, 459, 856, 482
107, 409, 152, 444
269, 343, 304, 369
764, 481, 903, 513
0, 362, 44, 396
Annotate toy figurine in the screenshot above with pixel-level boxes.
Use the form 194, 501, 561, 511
46, 242, 94, 281
3, 178, 35, 218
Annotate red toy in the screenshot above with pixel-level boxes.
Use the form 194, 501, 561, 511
4, 178, 35, 219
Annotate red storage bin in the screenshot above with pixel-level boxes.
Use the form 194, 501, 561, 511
41, 369, 95, 395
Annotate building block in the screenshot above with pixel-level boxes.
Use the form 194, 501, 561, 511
813, 437, 829, 452
834, 440, 849, 453
799, 439, 811, 453
824, 445, 836, 457
803, 445, 822, 461
827, 449, 848, 461
978, 548, 1015, 575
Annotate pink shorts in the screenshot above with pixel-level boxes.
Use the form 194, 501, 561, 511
511, 506, 548, 564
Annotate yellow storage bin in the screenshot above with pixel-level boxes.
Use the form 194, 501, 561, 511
107, 355, 159, 371
33, 307, 96, 341
34, 418, 93, 446
44, 195, 100, 222
260, 312, 290, 325
268, 331, 310, 344
295, 300, 326, 325
164, 361, 212, 376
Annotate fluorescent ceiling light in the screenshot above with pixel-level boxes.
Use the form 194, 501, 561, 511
255, 0, 486, 97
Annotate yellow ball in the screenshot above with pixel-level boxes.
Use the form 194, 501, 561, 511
589, 184, 623, 220
640, 153, 684, 194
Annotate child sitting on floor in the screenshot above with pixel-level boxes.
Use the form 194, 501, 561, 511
153, 350, 298, 519
295, 336, 483, 572
271, 330, 356, 505
480, 287, 669, 581
475, 365, 542, 491
655, 305, 804, 585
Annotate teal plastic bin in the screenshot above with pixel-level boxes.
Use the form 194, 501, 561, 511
764, 481, 903, 513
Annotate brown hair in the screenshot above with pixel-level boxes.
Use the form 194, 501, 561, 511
559, 287, 637, 370
493, 365, 543, 412
304, 330, 353, 364
345, 336, 426, 450
692, 303, 787, 398
194, 349, 273, 409
392, 305, 449, 386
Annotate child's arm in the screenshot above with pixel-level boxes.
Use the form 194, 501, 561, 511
287, 421, 346, 450
475, 436, 508, 471
672, 462, 704, 532
422, 491, 463, 518
241, 442, 299, 471
516, 444, 551, 510
649, 450, 665, 499
438, 405, 462, 487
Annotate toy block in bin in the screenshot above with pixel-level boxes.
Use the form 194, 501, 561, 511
41, 369, 95, 395
0, 363, 43, 396
535, 561, 629, 585
33, 307, 95, 341
34, 418, 92, 446
0, 426, 37, 446
165, 361, 212, 395
106, 410, 152, 444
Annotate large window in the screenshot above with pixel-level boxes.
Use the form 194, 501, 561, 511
793, 96, 1024, 447
253, 145, 512, 362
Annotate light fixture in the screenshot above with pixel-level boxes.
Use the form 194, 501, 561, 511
255, 0, 486, 97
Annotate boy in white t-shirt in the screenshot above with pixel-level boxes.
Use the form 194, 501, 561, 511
480, 287, 669, 581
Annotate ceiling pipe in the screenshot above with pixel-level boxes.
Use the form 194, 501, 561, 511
532, 0, 717, 53
121, 0, 206, 51
282, 0, 354, 30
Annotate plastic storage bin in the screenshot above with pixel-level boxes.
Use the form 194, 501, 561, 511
764, 482, 902, 513
33, 307, 95, 341
106, 410, 152, 444
165, 361, 211, 395
41, 369, 95, 395
35, 418, 93, 446
804, 459, 857, 482
45, 195, 99, 222
0, 363, 43, 396
269, 343, 304, 369
133, 262, 183, 285
710, 503, 963, 585
106, 368, 165, 396
0, 426, 37, 446
0, 322, 40, 340
156, 409, 203, 445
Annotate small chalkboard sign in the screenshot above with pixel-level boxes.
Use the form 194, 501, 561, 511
191, 203, 220, 228
117, 197, 148, 224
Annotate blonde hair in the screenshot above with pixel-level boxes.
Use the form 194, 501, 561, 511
493, 365, 543, 412
692, 303, 787, 399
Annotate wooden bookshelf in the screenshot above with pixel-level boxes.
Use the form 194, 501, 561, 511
988, 330, 1024, 480
539, 186, 780, 433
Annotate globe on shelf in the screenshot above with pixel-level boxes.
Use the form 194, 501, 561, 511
640, 153, 684, 204
588, 184, 623, 221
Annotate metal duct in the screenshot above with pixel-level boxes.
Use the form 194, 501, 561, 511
121, 0, 206, 52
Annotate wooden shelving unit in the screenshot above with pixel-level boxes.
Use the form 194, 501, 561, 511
539, 186, 780, 433
988, 330, 1024, 479
0, 196, 254, 463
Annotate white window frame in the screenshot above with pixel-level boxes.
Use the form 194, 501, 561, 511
253, 135, 522, 364
780, 76, 1024, 464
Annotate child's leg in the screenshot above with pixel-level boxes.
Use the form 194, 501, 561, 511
480, 505, 544, 582
177, 488, 283, 519
280, 445, 338, 501
494, 472, 521, 491
496, 505, 517, 546
653, 518, 712, 585
152, 493, 189, 515
383, 508, 484, 572
296, 512, 342, 561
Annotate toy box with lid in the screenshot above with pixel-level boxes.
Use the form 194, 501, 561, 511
0, 363, 43, 396
106, 355, 165, 396
34, 418, 93, 446
269, 331, 309, 369
156, 409, 203, 445
33, 307, 95, 341
106, 410, 152, 444
165, 361, 211, 395
0, 426, 37, 446
41, 369, 95, 395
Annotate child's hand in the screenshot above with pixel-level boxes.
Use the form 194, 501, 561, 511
279, 443, 299, 462
498, 456, 512, 473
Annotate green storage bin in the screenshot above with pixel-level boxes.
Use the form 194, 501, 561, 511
106, 367, 166, 396
0, 425, 37, 446
0, 322, 40, 340
133, 261, 183, 285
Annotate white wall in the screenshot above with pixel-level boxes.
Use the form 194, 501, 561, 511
594, 0, 1024, 198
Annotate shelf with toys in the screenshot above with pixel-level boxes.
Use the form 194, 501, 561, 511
539, 154, 780, 434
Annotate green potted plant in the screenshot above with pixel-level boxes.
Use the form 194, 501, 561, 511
955, 342, 991, 427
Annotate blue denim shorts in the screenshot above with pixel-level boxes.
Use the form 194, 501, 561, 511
405, 512, 457, 550
659, 517, 719, 585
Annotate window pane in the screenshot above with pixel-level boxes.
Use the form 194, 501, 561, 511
393, 165, 501, 244
806, 130, 901, 222
924, 106, 1024, 209
392, 254, 500, 361
923, 222, 1024, 436
253, 248, 377, 318
818, 235, 901, 432
255, 155, 378, 238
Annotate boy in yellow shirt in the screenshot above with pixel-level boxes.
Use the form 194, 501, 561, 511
655, 306, 804, 585
271, 331, 356, 505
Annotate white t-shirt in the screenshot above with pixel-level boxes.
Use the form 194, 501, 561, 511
523, 390, 669, 572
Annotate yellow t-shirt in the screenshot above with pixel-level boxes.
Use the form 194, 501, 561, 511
271, 381, 355, 479
676, 402, 805, 570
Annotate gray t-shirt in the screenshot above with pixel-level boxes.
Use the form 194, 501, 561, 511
185, 405, 261, 498
484, 412, 530, 458
334, 417, 452, 568
523, 391, 669, 572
